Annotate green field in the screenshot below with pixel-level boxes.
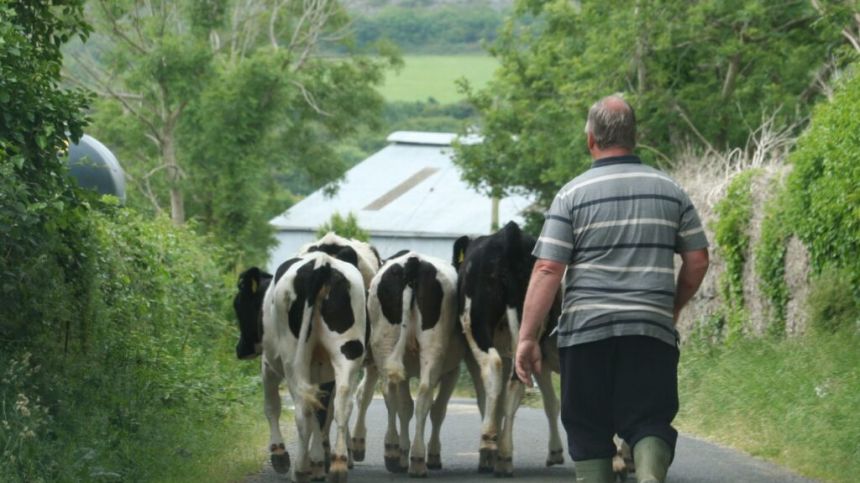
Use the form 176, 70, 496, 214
381, 55, 498, 103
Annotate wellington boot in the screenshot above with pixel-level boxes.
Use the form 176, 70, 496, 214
633, 436, 672, 483
574, 458, 614, 483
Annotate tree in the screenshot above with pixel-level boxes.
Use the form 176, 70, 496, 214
68, 0, 398, 264
0, 0, 92, 334
454, 0, 854, 222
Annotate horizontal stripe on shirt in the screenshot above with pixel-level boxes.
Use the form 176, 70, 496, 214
545, 214, 572, 224
572, 263, 675, 274
563, 303, 674, 319
573, 218, 679, 235
538, 236, 574, 249
559, 172, 675, 199
569, 194, 682, 212
571, 285, 675, 297
679, 226, 704, 237
576, 243, 676, 252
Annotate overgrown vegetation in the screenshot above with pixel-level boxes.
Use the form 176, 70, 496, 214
754, 183, 790, 335
782, 70, 860, 288
677, 333, 860, 483
454, 0, 855, 211
1, 4, 263, 481
712, 169, 758, 341
316, 212, 371, 241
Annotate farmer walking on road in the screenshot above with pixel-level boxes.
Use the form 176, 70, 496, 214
514, 95, 710, 483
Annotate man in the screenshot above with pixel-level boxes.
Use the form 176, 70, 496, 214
514, 95, 710, 483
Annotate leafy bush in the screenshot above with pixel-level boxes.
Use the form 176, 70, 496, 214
317, 211, 370, 241
805, 267, 860, 335
1, 204, 260, 482
784, 70, 860, 285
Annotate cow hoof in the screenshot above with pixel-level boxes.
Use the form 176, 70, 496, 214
494, 456, 513, 478
351, 438, 366, 462
326, 470, 348, 483
546, 449, 564, 467
310, 460, 326, 481
614, 469, 629, 482
270, 444, 291, 474
478, 448, 497, 473
409, 456, 428, 478
294, 470, 312, 483
385, 457, 404, 473
427, 453, 442, 470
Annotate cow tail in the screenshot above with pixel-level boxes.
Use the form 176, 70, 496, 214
384, 256, 420, 383
296, 261, 333, 410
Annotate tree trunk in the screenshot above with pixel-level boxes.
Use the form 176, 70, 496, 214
162, 127, 185, 224
634, 0, 648, 92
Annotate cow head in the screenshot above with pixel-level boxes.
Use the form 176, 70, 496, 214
233, 266, 273, 360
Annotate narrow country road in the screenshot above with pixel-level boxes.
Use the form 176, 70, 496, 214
246, 397, 816, 483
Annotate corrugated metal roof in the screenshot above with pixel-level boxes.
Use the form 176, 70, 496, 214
269, 131, 532, 237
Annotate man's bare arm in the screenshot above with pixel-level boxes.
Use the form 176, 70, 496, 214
519, 258, 566, 342
674, 248, 710, 322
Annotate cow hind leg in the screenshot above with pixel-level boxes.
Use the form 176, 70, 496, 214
291, 397, 315, 483
328, 363, 360, 483
351, 364, 377, 462
427, 366, 459, 470
535, 367, 565, 467
496, 358, 524, 478
382, 382, 404, 473
409, 356, 443, 478
396, 381, 413, 473
263, 363, 291, 474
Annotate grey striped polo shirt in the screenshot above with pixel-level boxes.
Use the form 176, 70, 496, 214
533, 155, 709, 348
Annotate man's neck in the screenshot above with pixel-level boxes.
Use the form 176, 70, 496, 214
591, 147, 633, 159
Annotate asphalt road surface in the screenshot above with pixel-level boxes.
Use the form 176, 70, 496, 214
247, 397, 816, 483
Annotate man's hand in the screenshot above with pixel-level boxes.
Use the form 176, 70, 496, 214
515, 338, 542, 387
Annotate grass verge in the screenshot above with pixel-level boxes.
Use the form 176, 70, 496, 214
155, 398, 269, 483
677, 333, 860, 482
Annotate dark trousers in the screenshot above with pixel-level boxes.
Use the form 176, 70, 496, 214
559, 335, 680, 461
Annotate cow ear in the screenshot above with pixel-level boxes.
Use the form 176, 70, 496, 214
452, 236, 471, 269
238, 267, 262, 294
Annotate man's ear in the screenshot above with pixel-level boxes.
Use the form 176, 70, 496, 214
587, 131, 596, 152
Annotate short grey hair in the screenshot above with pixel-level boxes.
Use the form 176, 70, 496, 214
585, 95, 636, 150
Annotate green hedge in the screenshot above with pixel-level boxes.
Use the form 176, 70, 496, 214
1, 203, 260, 482
783, 71, 860, 286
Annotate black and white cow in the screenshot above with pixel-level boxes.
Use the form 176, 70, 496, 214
233, 234, 379, 482
262, 250, 367, 483
298, 233, 382, 463
453, 221, 565, 477
367, 251, 466, 477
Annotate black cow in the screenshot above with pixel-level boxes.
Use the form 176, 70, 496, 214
453, 221, 564, 476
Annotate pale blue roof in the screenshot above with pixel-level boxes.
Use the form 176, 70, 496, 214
269, 131, 532, 238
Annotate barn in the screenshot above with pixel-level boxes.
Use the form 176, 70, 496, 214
267, 131, 533, 270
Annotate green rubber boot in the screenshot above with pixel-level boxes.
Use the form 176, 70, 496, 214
633, 436, 672, 483
575, 458, 614, 483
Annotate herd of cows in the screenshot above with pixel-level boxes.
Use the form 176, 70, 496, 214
232, 221, 631, 483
